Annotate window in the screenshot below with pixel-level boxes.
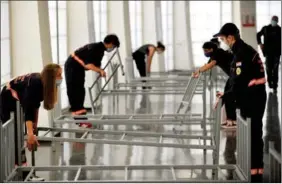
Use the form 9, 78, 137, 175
48, 1, 68, 109
256, 1, 281, 60
161, 1, 174, 71
190, 1, 232, 67
93, 1, 108, 42
1, 1, 11, 85
129, 1, 142, 51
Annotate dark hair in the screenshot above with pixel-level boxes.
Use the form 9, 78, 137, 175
104, 34, 120, 48
156, 41, 165, 50
202, 41, 218, 50
210, 38, 220, 46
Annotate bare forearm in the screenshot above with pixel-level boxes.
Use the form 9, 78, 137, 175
199, 60, 216, 72
85, 64, 101, 73
147, 57, 152, 72
26, 121, 34, 136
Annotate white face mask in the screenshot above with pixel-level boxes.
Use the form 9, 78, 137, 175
220, 41, 230, 51
106, 47, 115, 53
56, 79, 62, 86
271, 20, 278, 27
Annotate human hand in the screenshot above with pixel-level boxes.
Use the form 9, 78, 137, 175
27, 134, 40, 151
99, 70, 106, 77
216, 91, 224, 98
192, 70, 200, 78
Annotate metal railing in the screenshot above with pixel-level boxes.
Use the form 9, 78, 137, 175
88, 48, 125, 113
268, 141, 281, 182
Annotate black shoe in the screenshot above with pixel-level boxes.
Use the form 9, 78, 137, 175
251, 174, 263, 183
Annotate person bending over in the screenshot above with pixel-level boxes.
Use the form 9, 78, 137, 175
193, 41, 236, 128
65, 34, 120, 118
0, 64, 62, 181
132, 42, 165, 89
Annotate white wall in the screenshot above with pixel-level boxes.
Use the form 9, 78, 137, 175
142, 1, 159, 72
10, 1, 52, 128
173, 1, 193, 70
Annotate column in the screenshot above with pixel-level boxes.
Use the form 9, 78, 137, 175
10, 1, 53, 128
66, 1, 94, 108
142, 1, 159, 72
108, 1, 131, 83
155, 1, 165, 72
232, 1, 257, 49
174, 1, 194, 70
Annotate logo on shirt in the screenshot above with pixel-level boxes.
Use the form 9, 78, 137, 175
236, 62, 242, 67
236, 67, 241, 75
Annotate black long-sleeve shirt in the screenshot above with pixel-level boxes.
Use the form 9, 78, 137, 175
227, 39, 265, 98
257, 24, 281, 56
74, 42, 106, 68
208, 48, 234, 76
9, 73, 43, 122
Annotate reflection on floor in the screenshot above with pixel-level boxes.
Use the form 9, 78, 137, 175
26, 85, 281, 182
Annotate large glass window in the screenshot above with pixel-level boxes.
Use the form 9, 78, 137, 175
161, 1, 174, 71
256, 1, 281, 60
93, 1, 108, 42
48, 1, 68, 109
129, 1, 142, 51
190, 1, 232, 67
1, 1, 11, 85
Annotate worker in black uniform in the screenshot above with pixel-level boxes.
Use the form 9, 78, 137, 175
193, 40, 236, 128
257, 15, 281, 94
214, 23, 267, 182
132, 42, 165, 89
65, 34, 120, 120
0, 64, 62, 181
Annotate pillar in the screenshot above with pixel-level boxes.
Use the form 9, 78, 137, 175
10, 1, 53, 129
142, 1, 159, 73
108, 1, 131, 83
232, 1, 257, 49
174, 1, 194, 70
66, 1, 95, 108
155, 1, 165, 72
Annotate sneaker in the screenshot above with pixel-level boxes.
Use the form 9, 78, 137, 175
27, 174, 45, 181
221, 120, 236, 129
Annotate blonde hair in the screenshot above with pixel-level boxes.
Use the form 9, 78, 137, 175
41, 63, 61, 110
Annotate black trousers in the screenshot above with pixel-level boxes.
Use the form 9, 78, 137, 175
265, 55, 280, 89
237, 85, 266, 170
132, 51, 146, 79
65, 57, 86, 112
223, 79, 236, 121
1, 87, 29, 178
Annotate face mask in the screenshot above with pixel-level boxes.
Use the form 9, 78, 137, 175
204, 52, 212, 57
56, 79, 62, 86
106, 47, 115, 52
271, 20, 278, 27
220, 41, 230, 51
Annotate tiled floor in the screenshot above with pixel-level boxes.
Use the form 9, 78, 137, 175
25, 82, 281, 182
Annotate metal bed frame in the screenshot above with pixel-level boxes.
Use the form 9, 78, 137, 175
1, 105, 253, 182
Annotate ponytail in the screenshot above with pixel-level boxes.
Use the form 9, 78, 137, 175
157, 41, 165, 50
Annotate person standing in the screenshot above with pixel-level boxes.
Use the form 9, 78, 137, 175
214, 23, 267, 182
257, 16, 281, 93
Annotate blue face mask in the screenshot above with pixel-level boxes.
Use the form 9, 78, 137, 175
56, 79, 62, 86
271, 20, 278, 27
204, 52, 212, 57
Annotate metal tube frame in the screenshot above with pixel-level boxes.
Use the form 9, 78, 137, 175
268, 141, 281, 183
88, 48, 125, 113
236, 109, 251, 182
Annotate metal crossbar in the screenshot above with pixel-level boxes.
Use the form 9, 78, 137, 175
88, 48, 125, 113
54, 113, 213, 125
6, 164, 247, 183
27, 126, 215, 150
268, 141, 281, 182
236, 110, 251, 182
